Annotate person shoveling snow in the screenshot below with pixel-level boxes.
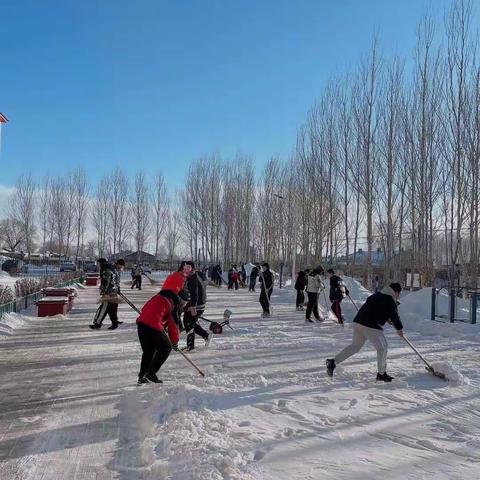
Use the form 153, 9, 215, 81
326, 283, 404, 382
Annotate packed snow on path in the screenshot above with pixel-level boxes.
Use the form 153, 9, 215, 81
115, 279, 480, 479
0, 277, 479, 479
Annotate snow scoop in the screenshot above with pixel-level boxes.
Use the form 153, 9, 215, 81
200, 309, 233, 334
403, 335, 448, 381
118, 292, 206, 377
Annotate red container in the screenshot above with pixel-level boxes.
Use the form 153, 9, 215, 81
86, 277, 99, 286
37, 297, 69, 317
42, 288, 76, 311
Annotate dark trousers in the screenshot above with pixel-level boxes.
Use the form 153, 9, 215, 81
296, 289, 305, 308
137, 322, 172, 379
306, 292, 320, 320
131, 275, 142, 289
260, 288, 272, 314
249, 278, 256, 292
183, 309, 208, 349
331, 299, 343, 322
215, 274, 222, 286
93, 302, 118, 326
228, 279, 238, 290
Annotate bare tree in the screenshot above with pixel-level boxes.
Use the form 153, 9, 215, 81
166, 199, 182, 264
108, 168, 130, 255
71, 168, 89, 262
131, 170, 151, 259
9, 173, 36, 257
152, 172, 168, 259
92, 178, 110, 257
0, 218, 26, 252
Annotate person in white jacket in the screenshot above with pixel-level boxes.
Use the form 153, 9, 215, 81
305, 266, 325, 322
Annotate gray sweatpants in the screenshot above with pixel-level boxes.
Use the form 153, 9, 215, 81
334, 322, 388, 374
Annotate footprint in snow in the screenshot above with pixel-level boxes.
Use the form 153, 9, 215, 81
253, 449, 267, 461
238, 421, 251, 427
339, 398, 358, 411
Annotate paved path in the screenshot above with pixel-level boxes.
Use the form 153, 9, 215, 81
0, 282, 179, 479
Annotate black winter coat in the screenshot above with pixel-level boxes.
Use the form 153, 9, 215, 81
186, 271, 207, 309
329, 275, 348, 302
294, 271, 308, 290
354, 291, 403, 331
259, 270, 274, 291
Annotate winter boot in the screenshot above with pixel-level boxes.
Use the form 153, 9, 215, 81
89, 324, 101, 330
326, 358, 336, 377
376, 372, 394, 382
305, 318, 314, 323
143, 372, 163, 383
107, 324, 119, 330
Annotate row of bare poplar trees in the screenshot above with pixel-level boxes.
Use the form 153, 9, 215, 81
180, 1, 480, 288
0, 168, 181, 263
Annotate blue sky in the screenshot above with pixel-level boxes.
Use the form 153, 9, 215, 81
0, 0, 459, 191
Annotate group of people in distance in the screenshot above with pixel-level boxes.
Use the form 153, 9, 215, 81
294, 267, 349, 324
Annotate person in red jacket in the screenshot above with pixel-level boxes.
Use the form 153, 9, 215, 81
136, 288, 189, 384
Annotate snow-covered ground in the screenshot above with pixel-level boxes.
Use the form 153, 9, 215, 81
0, 278, 479, 479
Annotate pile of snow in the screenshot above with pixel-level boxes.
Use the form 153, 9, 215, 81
342, 276, 372, 302
399, 288, 479, 339
0, 312, 32, 337
116, 383, 258, 479
0, 270, 10, 278
429, 362, 471, 386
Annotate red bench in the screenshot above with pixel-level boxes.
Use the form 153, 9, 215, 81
42, 287, 76, 311
37, 297, 69, 317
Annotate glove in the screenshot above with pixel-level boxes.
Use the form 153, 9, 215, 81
171, 343, 178, 351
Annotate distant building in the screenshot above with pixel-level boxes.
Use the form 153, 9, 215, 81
111, 250, 157, 268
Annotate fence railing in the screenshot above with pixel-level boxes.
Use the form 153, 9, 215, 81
0, 276, 84, 321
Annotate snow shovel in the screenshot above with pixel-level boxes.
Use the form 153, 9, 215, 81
200, 309, 233, 334
143, 272, 159, 285
347, 294, 359, 312
118, 292, 206, 377
403, 335, 448, 381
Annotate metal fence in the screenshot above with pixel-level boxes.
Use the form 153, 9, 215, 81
0, 276, 84, 320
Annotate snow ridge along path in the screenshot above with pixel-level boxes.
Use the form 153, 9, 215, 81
0, 280, 479, 479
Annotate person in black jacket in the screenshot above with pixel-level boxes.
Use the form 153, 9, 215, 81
259, 262, 274, 317
182, 261, 212, 351
327, 269, 349, 324
326, 283, 404, 382
249, 264, 260, 292
295, 270, 308, 310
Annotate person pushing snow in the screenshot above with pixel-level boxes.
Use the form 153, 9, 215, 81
326, 282, 404, 383
136, 287, 190, 384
